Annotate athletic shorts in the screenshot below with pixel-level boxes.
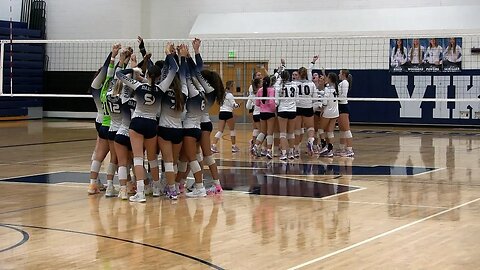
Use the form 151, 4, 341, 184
157, 126, 184, 144
260, 112, 276, 121
114, 134, 132, 150
108, 131, 117, 141
200, 122, 213, 132
339, 104, 350, 114
277, 111, 296, 120
248, 108, 254, 114
95, 121, 101, 133
129, 117, 158, 139
183, 128, 202, 141
98, 125, 110, 140
296, 107, 314, 117
219, 111, 233, 120
253, 114, 261, 123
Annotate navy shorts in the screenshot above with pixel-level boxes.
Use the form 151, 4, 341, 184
219, 111, 233, 120
260, 112, 275, 121
277, 111, 296, 120
184, 128, 202, 141
108, 131, 117, 141
114, 134, 132, 150
339, 104, 350, 114
95, 121, 101, 133
201, 122, 213, 132
98, 125, 110, 140
296, 107, 314, 117
129, 117, 158, 139
158, 126, 184, 144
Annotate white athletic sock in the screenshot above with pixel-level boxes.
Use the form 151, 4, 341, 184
137, 180, 145, 193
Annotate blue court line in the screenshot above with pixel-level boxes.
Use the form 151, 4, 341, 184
0, 224, 30, 253
0, 223, 225, 270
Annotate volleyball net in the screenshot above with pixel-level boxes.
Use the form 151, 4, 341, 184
1, 35, 480, 123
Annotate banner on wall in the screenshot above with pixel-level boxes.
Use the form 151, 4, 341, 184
389, 37, 462, 73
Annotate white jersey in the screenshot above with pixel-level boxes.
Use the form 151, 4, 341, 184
390, 46, 407, 67
296, 80, 317, 109
338, 79, 349, 105
246, 93, 260, 115
408, 46, 425, 64
276, 81, 298, 113
322, 85, 339, 119
425, 45, 443, 64
220, 92, 238, 112
116, 54, 179, 121
444, 45, 462, 62
117, 87, 136, 137
106, 90, 122, 132
316, 89, 325, 111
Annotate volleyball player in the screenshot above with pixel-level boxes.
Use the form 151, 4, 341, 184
198, 69, 226, 194
88, 46, 115, 194
246, 78, 262, 149
114, 55, 141, 200
177, 44, 210, 198
156, 44, 186, 200
319, 73, 339, 157
88, 44, 121, 195
252, 76, 276, 159
424, 38, 443, 66
295, 63, 318, 156
211, 81, 240, 153
275, 70, 298, 160
336, 69, 354, 157
116, 43, 179, 203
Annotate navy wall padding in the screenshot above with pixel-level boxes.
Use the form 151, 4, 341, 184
43, 71, 97, 112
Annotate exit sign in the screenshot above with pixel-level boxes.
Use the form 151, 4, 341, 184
228, 50, 236, 58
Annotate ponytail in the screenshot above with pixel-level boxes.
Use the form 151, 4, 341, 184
261, 76, 271, 104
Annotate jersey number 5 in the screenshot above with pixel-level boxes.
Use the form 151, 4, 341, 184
144, 93, 156, 105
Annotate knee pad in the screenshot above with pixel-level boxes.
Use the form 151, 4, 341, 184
118, 166, 128, 180
189, 160, 202, 174
230, 130, 236, 137
256, 133, 265, 142
266, 135, 274, 145
133, 157, 144, 167
327, 132, 335, 139
164, 162, 174, 172
307, 127, 315, 133
214, 131, 223, 139
252, 129, 259, 137
301, 128, 305, 134
196, 153, 203, 163
317, 129, 325, 137
173, 164, 178, 174
178, 160, 188, 173
204, 155, 215, 166
90, 160, 101, 173
274, 132, 280, 138
345, 130, 353, 138
107, 163, 117, 175
287, 133, 295, 139
148, 159, 158, 168
279, 132, 287, 139
295, 129, 302, 136
339, 131, 347, 139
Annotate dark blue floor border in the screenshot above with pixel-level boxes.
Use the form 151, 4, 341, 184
0, 223, 225, 270
0, 138, 96, 149
0, 224, 30, 253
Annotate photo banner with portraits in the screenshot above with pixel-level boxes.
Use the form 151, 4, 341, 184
389, 37, 462, 73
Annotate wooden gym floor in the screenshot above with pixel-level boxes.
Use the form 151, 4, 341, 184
0, 119, 479, 269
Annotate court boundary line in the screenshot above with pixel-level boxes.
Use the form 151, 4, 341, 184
287, 196, 480, 270
0, 224, 30, 252
0, 222, 225, 270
